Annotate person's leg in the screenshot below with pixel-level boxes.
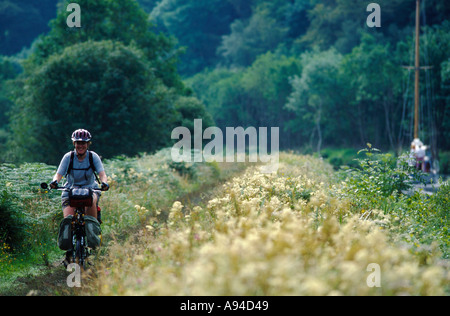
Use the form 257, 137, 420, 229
63, 207, 75, 217
62, 196, 75, 217
85, 193, 99, 217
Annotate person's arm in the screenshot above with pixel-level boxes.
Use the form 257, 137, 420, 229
51, 153, 70, 188
53, 173, 64, 183
50, 173, 63, 189
98, 170, 108, 184
91, 151, 109, 190
98, 171, 109, 191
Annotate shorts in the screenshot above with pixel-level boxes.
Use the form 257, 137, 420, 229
61, 190, 101, 209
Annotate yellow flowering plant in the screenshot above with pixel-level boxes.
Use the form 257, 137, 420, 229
92, 152, 449, 296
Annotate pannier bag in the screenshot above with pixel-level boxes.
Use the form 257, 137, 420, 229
58, 215, 73, 251
84, 215, 102, 249
69, 188, 93, 208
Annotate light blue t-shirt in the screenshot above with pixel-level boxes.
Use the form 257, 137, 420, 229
56, 150, 105, 189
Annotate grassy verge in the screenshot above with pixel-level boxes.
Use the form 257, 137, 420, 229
0, 163, 62, 294
0, 148, 248, 295
87, 152, 449, 295
1, 148, 448, 295
337, 146, 449, 259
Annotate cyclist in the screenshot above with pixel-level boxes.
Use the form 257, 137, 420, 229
50, 129, 109, 255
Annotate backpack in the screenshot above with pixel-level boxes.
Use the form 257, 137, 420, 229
66, 151, 101, 184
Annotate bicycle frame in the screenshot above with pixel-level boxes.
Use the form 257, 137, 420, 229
41, 182, 104, 269
72, 206, 88, 269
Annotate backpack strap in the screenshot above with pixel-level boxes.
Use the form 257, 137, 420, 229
89, 151, 102, 185
66, 151, 101, 185
66, 151, 75, 178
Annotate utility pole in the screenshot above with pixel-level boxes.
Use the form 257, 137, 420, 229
402, 0, 432, 140
414, 0, 420, 139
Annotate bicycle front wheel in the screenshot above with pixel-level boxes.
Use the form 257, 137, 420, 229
75, 239, 87, 270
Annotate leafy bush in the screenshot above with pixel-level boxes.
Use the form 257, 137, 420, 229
320, 147, 359, 170
339, 144, 424, 211
0, 162, 60, 278
0, 187, 25, 251
169, 161, 198, 179
431, 181, 450, 218
339, 145, 449, 259
10, 40, 182, 165
428, 181, 450, 257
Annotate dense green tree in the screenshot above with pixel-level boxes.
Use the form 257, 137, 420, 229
0, 0, 58, 55
218, 7, 288, 67
2, 0, 449, 156
0, 56, 21, 162
186, 0, 449, 152
238, 52, 301, 148
137, 0, 159, 13
418, 21, 450, 154
0, 56, 20, 82
285, 48, 344, 152
9, 40, 180, 164
284, 0, 313, 39
188, 52, 302, 148
421, 0, 450, 26
188, 68, 245, 129
0, 57, 17, 127
150, 0, 246, 75
340, 34, 404, 149
5, 0, 216, 164
174, 96, 214, 132
295, 0, 416, 54
27, 0, 183, 91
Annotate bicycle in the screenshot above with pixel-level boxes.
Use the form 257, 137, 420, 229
41, 182, 107, 270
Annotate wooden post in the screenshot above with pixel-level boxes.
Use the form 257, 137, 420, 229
402, 0, 432, 141
414, 0, 420, 139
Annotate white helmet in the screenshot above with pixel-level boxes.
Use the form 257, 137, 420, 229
71, 129, 92, 142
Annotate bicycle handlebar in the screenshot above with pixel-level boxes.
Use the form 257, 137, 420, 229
40, 182, 107, 192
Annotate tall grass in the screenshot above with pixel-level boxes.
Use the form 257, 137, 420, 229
0, 148, 247, 294
1, 148, 448, 295
89, 152, 449, 295
98, 149, 248, 239
0, 163, 61, 293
